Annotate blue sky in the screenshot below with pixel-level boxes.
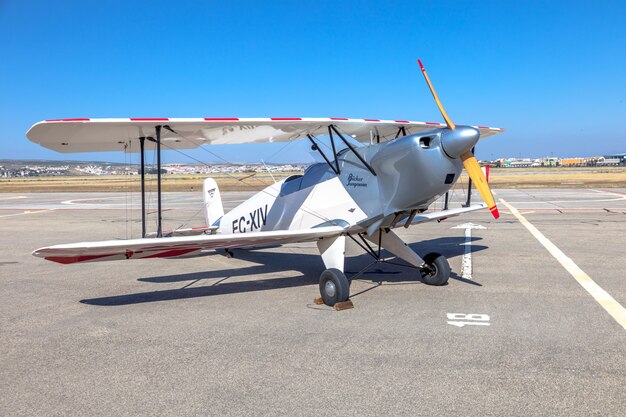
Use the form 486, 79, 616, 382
1, 0, 625, 164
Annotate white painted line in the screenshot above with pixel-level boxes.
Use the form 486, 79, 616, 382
590, 189, 626, 198
0, 195, 27, 200
509, 195, 626, 204
496, 189, 626, 204
0, 209, 55, 218
448, 321, 490, 328
452, 223, 485, 279
447, 313, 491, 328
500, 198, 626, 331
460, 230, 473, 279
61, 196, 126, 205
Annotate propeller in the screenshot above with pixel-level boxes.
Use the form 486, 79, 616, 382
417, 59, 499, 219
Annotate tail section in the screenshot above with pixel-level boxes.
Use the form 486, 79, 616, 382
203, 178, 224, 228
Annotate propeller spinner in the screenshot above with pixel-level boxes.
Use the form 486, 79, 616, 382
417, 59, 499, 219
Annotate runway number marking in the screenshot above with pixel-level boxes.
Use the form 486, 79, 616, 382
500, 198, 626, 332
447, 313, 490, 328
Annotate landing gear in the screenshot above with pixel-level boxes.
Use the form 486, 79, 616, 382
319, 268, 350, 306
420, 252, 451, 286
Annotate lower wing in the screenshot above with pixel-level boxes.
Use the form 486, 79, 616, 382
407, 203, 486, 226
34, 226, 345, 264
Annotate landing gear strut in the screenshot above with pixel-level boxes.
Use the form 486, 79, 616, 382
346, 232, 451, 287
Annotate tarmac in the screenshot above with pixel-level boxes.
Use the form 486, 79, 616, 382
1, 188, 625, 416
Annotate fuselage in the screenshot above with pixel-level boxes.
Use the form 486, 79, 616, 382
220, 128, 466, 234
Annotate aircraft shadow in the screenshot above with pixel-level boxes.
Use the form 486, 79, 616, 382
80, 236, 487, 306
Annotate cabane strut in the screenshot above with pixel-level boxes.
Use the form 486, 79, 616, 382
306, 125, 377, 176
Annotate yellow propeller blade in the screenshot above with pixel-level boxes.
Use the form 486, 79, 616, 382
417, 59, 456, 130
418, 57, 499, 219
461, 151, 499, 219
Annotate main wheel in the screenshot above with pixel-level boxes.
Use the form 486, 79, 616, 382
319, 268, 350, 306
421, 252, 451, 286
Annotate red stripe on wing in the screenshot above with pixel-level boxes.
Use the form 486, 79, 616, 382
142, 248, 201, 259
45, 254, 116, 264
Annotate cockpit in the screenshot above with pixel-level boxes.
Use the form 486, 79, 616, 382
278, 163, 336, 196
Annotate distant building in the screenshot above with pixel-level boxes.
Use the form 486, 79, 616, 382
539, 157, 560, 167
500, 158, 533, 168
599, 153, 626, 166
561, 158, 584, 166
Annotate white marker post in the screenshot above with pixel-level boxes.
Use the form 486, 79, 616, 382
452, 222, 485, 279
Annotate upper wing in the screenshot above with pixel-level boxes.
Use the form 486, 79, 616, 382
26, 117, 504, 153
33, 226, 345, 264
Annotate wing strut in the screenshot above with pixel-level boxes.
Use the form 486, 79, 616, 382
463, 178, 473, 207
156, 125, 163, 238
462, 147, 474, 208
140, 136, 147, 238
394, 126, 407, 139
144, 125, 164, 238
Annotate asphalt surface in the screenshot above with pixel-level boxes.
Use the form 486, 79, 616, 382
1, 188, 625, 416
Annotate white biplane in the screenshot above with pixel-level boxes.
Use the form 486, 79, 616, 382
26, 60, 503, 307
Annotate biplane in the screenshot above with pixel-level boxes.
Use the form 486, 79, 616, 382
26, 60, 503, 307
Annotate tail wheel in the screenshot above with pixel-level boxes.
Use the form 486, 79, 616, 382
421, 252, 451, 286
319, 268, 350, 306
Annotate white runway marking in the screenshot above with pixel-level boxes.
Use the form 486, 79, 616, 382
500, 198, 626, 331
0, 196, 27, 200
61, 196, 126, 205
452, 222, 485, 279
509, 195, 626, 204
494, 188, 626, 204
590, 189, 626, 198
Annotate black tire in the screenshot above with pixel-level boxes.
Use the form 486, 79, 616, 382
319, 268, 350, 306
421, 252, 451, 286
